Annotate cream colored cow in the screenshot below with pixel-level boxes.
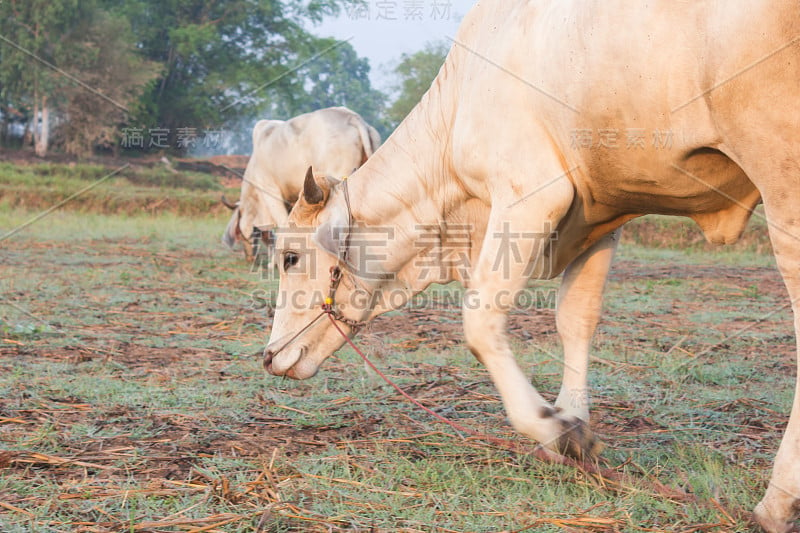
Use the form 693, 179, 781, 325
222, 106, 380, 261
262, 2, 800, 531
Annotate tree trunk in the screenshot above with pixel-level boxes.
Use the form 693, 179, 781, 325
31, 85, 39, 151
22, 121, 33, 147
34, 95, 49, 157
1, 109, 8, 147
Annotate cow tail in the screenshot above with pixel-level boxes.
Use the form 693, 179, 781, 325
351, 116, 377, 163
367, 125, 381, 154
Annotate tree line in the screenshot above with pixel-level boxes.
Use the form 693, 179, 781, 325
0, 0, 447, 158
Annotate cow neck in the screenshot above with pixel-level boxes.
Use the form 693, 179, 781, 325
341, 91, 468, 297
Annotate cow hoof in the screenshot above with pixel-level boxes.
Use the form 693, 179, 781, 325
552, 416, 604, 461
753, 502, 800, 533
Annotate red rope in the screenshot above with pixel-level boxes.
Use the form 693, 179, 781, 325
326, 312, 476, 438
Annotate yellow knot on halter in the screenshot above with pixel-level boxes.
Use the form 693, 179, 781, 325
341, 175, 348, 181
324, 297, 333, 306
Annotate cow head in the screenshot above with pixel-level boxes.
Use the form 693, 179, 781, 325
222, 196, 253, 260
221, 195, 275, 263
263, 167, 390, 379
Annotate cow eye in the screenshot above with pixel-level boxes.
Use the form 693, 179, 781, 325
283, 252, 300, 271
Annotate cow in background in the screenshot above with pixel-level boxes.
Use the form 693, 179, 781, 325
222, 106, 381, 262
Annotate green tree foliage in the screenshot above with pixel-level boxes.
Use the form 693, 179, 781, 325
108, 0, 385, 152
386, 41, 448, 129
0, 0, 158, 156
108, 0, 308, 135
56, 12, 159, 156
0, 0, 387, 156
0, 0, 98, 155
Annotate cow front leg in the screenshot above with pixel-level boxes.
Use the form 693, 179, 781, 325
463, 193, 601, 459
464, 302, 600, 458
554, 230, 619, 422
752, 199, 800, 532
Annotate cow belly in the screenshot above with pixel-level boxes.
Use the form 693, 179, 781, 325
581, 146, 760, 243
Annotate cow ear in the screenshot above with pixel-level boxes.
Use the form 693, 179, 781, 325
303, 166, 325, 205
313, 221, 344, 257
222, 206, 241, 249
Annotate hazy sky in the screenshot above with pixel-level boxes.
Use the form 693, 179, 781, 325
311, 0, 477, 92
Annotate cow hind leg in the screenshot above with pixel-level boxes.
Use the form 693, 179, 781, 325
753, 201, 800, 532
554, 230, 619, 422
741, 161, 800, 532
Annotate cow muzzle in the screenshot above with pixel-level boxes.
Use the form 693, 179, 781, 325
262, 344, 320, 380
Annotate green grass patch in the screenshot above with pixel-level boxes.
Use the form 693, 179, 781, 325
0, 160, 239, 217
0, 161, 222, 191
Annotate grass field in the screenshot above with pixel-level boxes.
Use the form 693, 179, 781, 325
0, 161, 795, 532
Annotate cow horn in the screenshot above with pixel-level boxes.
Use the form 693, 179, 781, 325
302, 166, 324, 205
221, 195, 238, 210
